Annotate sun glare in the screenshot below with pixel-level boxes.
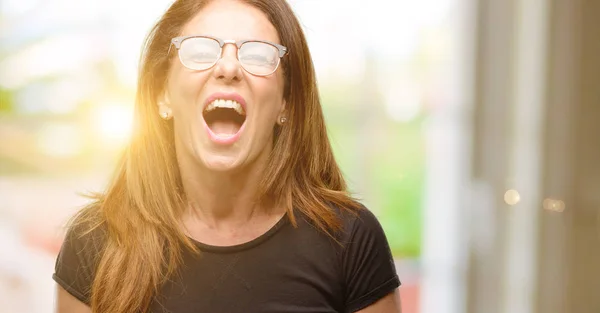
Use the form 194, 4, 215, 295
93, 104, 134, 146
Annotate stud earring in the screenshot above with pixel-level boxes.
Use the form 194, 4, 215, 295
158, 102, 172, 120
280, 117, 287, 124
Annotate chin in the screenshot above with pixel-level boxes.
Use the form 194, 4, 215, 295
198, 151, 247, 173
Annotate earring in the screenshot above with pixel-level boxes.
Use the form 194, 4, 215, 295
158, 102, 172, 120
280, 117, 287, 124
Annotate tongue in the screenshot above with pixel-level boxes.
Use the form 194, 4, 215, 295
209, 120, 240, 136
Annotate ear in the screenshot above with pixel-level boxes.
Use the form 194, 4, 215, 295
157, 90, 173, 120
157, 89, 171, 107
276, 99, 287, 126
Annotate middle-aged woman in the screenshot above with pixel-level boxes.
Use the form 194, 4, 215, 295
53, 0, 402, 312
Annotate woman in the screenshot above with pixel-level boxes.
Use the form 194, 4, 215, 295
53, 0, 402, 312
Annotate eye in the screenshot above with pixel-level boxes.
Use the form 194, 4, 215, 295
180, 37, 220, 64
240, 53, 269, 64
189, 52, 217, 62
237, 41, 282, 75
240, 42, 278, 66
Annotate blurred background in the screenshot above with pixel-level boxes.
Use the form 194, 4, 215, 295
0, 0, 599, 312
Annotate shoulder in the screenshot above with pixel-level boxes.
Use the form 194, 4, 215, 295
53, 206, 107, 305
61, 208, 107, 255
334, 204, 401, 312
346, 204, 382, 229
334, 203, 387, 244
294, 202, 387, 246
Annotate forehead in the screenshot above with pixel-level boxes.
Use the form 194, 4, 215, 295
181, 0, 280, 43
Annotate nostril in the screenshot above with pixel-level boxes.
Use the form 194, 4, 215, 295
213, 55, 243, 79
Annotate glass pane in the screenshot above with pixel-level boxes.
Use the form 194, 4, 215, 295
179, 37, 220, 68
239, 41, 278, 74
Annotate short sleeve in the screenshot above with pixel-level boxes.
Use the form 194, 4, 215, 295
53, 221, 104, 305
341, 208, 401, 312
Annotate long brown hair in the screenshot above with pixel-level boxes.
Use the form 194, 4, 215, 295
71, 0, 360, 311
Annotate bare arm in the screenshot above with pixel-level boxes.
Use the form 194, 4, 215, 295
355, 288, 402, 313
55, 284, 91, 313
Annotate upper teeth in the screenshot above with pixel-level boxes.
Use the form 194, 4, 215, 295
205, 99, 245, 115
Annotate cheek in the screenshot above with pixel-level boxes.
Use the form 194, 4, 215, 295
258, 88, 284, 120
256, 75, 285, 116
167, 68, 208, 112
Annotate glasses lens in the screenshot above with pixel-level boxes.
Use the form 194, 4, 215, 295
178, 37, 221, 70
239, 41, 280, 76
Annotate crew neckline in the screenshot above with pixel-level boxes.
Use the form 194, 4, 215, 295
186, 212, 290, 253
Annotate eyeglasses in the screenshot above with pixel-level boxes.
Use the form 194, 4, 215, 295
170, 35, 288, 76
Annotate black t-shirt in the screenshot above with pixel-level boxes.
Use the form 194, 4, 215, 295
53, 207, 400, 313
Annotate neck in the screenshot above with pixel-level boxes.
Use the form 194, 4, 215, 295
177, 148, 274, 230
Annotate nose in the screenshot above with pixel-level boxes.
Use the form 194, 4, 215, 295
213, 44, 242, 82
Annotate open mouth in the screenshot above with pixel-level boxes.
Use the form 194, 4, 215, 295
203, 99, 246, 137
